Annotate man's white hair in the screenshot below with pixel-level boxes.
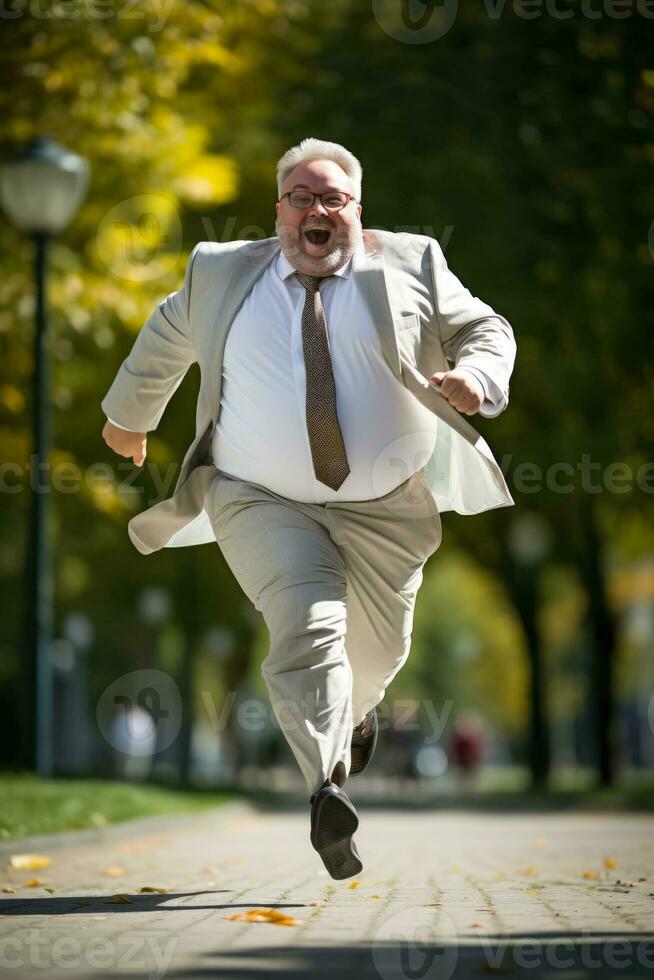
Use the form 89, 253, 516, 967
276, 138, 363, 201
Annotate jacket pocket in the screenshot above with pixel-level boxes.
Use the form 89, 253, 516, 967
394, 314, 422, 367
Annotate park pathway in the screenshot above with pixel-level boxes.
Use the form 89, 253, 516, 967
0, 801, 652, 978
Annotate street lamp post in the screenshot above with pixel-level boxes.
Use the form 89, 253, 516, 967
0, 136, 89, 776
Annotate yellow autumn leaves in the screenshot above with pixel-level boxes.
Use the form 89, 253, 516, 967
227, 907, 304, 927
9, 854, 52, 871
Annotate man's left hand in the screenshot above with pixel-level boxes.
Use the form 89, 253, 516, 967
429, 369, 484, 416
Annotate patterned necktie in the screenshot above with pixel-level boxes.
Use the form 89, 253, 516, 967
295, 273, 351, 491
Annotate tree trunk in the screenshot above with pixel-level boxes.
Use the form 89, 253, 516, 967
577, 501, 617, 787
500, 546, 550, 790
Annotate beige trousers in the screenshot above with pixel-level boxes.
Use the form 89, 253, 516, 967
205, 466, 442, 796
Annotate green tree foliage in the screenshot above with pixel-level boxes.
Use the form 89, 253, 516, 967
263, 4, 653, 781
0, 0, 349, 767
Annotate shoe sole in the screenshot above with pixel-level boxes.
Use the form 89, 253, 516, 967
312, 793, 362, 880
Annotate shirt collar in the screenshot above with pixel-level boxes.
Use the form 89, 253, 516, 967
275, 246, 355, 282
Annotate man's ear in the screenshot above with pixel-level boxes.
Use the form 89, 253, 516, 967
275, 202, 280, 217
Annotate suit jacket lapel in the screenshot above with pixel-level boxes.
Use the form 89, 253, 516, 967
352, 231, 403, 382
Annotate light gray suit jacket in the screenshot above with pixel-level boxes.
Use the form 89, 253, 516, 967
101, 229, 516, 555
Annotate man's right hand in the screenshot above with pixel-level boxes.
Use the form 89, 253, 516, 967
102, 421, 148, 466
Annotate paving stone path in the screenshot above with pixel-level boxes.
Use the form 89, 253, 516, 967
1, 802, 652, 978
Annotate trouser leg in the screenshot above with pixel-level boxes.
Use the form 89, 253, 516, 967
205, 474, 353, 795
326, 468, 443, 726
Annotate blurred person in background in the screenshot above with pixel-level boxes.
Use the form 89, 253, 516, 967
451, 710, 487, 789
109, 700, 156, 782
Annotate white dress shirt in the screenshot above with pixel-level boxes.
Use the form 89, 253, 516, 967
108, 246, 503, 503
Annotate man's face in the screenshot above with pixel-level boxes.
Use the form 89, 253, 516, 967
275, 159, 363, 276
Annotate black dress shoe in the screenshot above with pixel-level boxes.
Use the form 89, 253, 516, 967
350, 707, 378, 776
310, 783, 362, 880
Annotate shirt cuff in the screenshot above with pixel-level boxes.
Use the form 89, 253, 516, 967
106, 416, 139, 432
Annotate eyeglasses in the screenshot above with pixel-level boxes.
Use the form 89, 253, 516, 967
280, 190, 358, 212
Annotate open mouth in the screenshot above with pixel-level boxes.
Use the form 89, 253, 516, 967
304, 227, 332, 246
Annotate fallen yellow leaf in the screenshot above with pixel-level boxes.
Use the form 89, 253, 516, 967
226, 907, 303, 926
10, 854, 51, 871
348, 880, 360, 890
137, 886, 167, 894
604, 857, 617, 870
527, 890, 541, 897
23, 879, 42, 888
519, 867, 538, 876
44, 887, 55, 894
107, 894, 133, 904
371, 894, 381, 899
2, 887, 16, 894
102, 866, 126, 877
582, 871, 599, 880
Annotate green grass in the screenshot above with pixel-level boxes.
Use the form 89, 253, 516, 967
0, 774, 240, 841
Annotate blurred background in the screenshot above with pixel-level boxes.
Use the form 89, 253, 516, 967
1, 0, 653, 832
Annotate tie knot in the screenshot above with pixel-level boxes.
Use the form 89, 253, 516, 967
295, 272, 329, 293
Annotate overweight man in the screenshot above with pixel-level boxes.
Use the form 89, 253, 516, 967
101, 137, 516, 879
